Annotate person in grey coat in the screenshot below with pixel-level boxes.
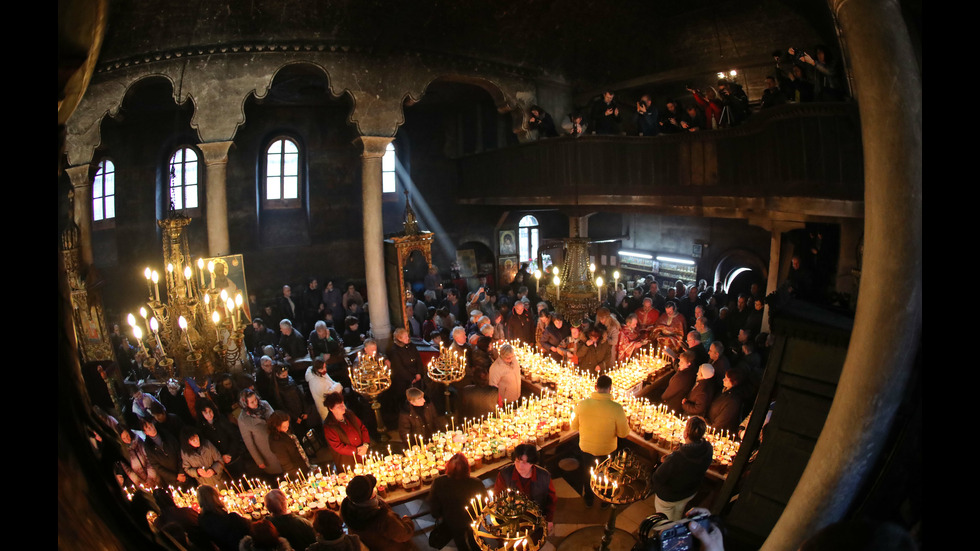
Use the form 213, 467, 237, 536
237, 389, 282, 475
180, 426, 226, 487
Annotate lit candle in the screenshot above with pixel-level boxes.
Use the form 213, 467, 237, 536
207, 260, 215, 288
534, 269, 541, 294
235, 293, 244, 323
203, 292, 211, 313
132, 326, 148, 356
149, 317, 165, 356
596, 276, 603, 302
212, 311, 221, 341
151, 270, 160, 302
590, 262, 596, 274
144, 267, 153, 300
197, 258, 205, 286
553, 276, 560, 301
184, 266, 193, 298
178, 315, 193, 351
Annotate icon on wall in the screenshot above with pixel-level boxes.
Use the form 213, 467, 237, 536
499, 230, 517, 256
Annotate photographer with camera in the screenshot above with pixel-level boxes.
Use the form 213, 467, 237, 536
528, 104, 559, 138
659, 98, 684, 134
788, 46, 844, 101
689, 86, 724, 129
716, 79, 750, 127
589, 91, 622, 135
635, 94, 660, 136
635, 506, 726, 551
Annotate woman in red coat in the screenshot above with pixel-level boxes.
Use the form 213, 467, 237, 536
321, 392, 370, 469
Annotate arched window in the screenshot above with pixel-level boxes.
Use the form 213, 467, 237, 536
93, 159, 115, 222
265, 137, 300, 207
168, 147, 199, 210
519, 215, 539, 271
382, 142, 397, 193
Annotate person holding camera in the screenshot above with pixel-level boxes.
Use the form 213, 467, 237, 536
648, 416, 713, 520
716, 79, 750, 126
689, 86, 724, 129
659, 99, 684, 134
789, 46, 844, 101
590, 91, 622, 135
528, 105, 559, 138
635, 94, 660, 136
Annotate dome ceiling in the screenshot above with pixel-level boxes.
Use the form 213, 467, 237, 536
98, 0, 839, 93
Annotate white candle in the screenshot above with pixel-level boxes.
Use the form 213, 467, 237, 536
152, 271, 160, 302
197, 258, 205, 286
207, 260, 215, 288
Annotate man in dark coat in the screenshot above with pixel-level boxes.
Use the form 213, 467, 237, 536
660, 351, 698, 414
505, 300, 535, 346
683, 331, 711, 370
141, 418, 188, 488
387, 328, 425, 413
708, 367, 748, 433
708, 341, 731, 393
340, 474, 416, 550
276, 285, 301, 332
681, 364, 716, 417
265, 489, 317, 551
397, 388, 440, 446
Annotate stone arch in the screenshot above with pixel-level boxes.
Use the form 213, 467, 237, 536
712, 247, 768, 292
405, 74, 535, 142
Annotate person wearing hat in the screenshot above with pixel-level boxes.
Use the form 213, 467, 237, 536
340, 474, 418, 550
681, 364, 717, 417
306, 357, 343, 424
398, 387, 439, 447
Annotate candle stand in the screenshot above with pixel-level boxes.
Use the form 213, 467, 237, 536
470, 487, 548, 551
349, 353, 392, 443
427, 344, 467, 416
558, 450, 651, 551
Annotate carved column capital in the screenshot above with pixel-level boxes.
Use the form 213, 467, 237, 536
353, 136, 394, 158
197, 141, 235, 165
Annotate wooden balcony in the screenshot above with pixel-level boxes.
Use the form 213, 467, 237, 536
457, 103, 864, 220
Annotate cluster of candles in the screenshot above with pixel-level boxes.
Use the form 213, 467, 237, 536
589, 449, 646, 504
508, 341, 739, 468
468, 487, 545, 551
426, 344, 468, 383
122, 341, 739, 512
129, 258, 247, 357
348, 351, 391, 396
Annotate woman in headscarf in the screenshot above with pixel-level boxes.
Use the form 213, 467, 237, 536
114, 424, 159, 488
237, 389, 282, 476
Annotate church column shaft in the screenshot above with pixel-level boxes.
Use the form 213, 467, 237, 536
356, 137, 394, 351
198, 141, 234, 257
65, 165, 94, 269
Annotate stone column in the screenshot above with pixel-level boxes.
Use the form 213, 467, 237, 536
762, 0, 921, 549
762, 221, 803, 333
65, 164, 94, 269
198, 141, 234, 257
355, 136, 395, 352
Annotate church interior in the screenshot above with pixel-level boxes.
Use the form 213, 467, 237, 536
58, 1, 921, 549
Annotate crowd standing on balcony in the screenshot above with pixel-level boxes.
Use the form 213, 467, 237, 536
522, 44, 846, 140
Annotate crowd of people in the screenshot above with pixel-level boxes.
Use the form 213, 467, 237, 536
97, 256, 790, 550
527, 44, 847, 139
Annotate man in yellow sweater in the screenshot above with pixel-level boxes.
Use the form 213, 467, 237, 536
571, 375, 630, 507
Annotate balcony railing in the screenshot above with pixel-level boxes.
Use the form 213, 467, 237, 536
457, 103, 863, 211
